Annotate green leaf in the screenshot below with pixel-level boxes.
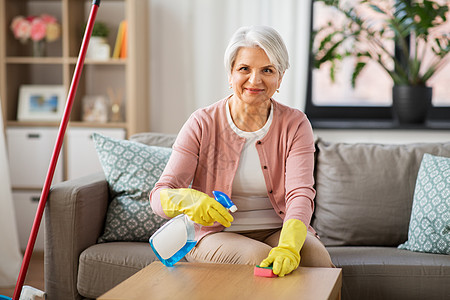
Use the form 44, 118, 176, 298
409, 57, 421, 82
422, 64, 437, 82
330, 61, 336, 83
351, 61, 366, 88
316, 38, 347, 65
369, 4, 385, 14
317, 31, 340, 52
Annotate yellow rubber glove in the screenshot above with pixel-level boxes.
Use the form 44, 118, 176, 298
259, 219, 307, 277
160, 188, 233, 227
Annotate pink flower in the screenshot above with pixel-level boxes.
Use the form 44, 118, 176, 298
10, 16, 31, 43
10, 16, 25, 31
10, 14, 61, 43
30, 18, 47, 41
40, 14, 57, 24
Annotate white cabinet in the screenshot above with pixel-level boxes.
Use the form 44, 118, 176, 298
7, 126, 126, 184
6, 126, 126, 251
66, 128, 126, 180
6, 127, 63, 189
12, 191, 45, 251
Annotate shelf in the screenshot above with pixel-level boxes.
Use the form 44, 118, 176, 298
68, 121, 127, 128
1, 0, 149, 136
7, 121, 60, 127
68, 57, 127, 65
5, 57, 127, 65
6, 57, 64, 64
7, 120, 127, 128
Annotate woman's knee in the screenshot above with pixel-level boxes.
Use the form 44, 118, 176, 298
186, 232, 271, 265
299, 232, 334, 268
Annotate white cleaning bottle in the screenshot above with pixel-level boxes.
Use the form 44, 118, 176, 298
149, 191, 237, 267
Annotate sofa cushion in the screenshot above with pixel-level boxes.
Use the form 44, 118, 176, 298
312, 140, 450, 246
77, 242, 189, 299
398, 153, 450, 254
327, 246, 450, 300
130, 132, 177, 148
93, 133, 171, 242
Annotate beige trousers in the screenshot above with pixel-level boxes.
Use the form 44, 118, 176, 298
185, 228, 334, 268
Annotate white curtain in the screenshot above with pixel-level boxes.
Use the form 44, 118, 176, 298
149, 0, 312, 133
0, 103, 22, 287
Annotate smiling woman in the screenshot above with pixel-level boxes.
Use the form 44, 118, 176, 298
150, 25, 334, 278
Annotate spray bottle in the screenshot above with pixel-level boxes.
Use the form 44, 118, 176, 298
149, 191, 237, 267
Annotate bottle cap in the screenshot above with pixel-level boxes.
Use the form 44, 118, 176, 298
229, 205, 237, 213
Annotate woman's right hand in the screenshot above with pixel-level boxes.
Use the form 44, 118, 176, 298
160, 188, 233, 227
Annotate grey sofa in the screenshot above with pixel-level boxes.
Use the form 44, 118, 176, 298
44, 132, 450, 300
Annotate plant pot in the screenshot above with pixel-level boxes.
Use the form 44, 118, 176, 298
392, 85, 432, 124
86, 37, 110, 60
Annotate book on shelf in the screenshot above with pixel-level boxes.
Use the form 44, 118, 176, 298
120, 21, 127, 58
112, 20, 127, 59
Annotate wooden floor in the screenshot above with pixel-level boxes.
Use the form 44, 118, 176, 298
0, 251, 45, 299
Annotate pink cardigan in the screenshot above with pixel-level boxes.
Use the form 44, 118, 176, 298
149, 97, 316, 240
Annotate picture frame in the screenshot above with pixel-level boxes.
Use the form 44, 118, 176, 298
17, 85, 66, 122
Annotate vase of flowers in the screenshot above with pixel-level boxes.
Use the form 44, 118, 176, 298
10, 14, 61, 57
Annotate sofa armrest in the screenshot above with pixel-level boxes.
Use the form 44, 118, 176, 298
45, 172, 108, 300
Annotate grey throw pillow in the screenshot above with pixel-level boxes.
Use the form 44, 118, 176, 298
92, 133, 171, 242
398, 153, 450, 254
312, 140, 450, 246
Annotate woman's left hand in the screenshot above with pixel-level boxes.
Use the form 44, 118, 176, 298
259, 219, 307, 277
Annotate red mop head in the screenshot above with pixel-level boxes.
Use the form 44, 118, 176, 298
254, 265, 277, 278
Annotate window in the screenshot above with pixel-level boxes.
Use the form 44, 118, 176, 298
306, 0, 450, 124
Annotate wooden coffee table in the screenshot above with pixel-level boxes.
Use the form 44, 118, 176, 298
98, 262, 342, 300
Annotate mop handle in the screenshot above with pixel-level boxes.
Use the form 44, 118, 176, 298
12, 1, 101, 299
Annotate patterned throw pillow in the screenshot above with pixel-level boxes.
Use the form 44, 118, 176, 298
398, 153, 450, 254
92, 133, 171, 242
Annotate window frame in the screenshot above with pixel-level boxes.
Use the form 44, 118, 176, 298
305, 0, 450, 126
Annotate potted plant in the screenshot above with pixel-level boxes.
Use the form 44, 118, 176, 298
91, 21, 110, 38
86, 21, 110, 60
312, 0, 449, 124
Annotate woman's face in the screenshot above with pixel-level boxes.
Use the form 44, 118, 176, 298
229, 47, 283, 107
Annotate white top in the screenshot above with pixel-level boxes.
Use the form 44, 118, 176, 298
224, 100, 283, 231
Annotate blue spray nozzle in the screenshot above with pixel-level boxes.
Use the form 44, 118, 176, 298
213, 191, 237, 212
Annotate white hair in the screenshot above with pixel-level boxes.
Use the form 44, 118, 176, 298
224, 25, 290, 75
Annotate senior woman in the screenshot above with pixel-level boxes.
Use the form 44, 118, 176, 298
150, 25, 333, 277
